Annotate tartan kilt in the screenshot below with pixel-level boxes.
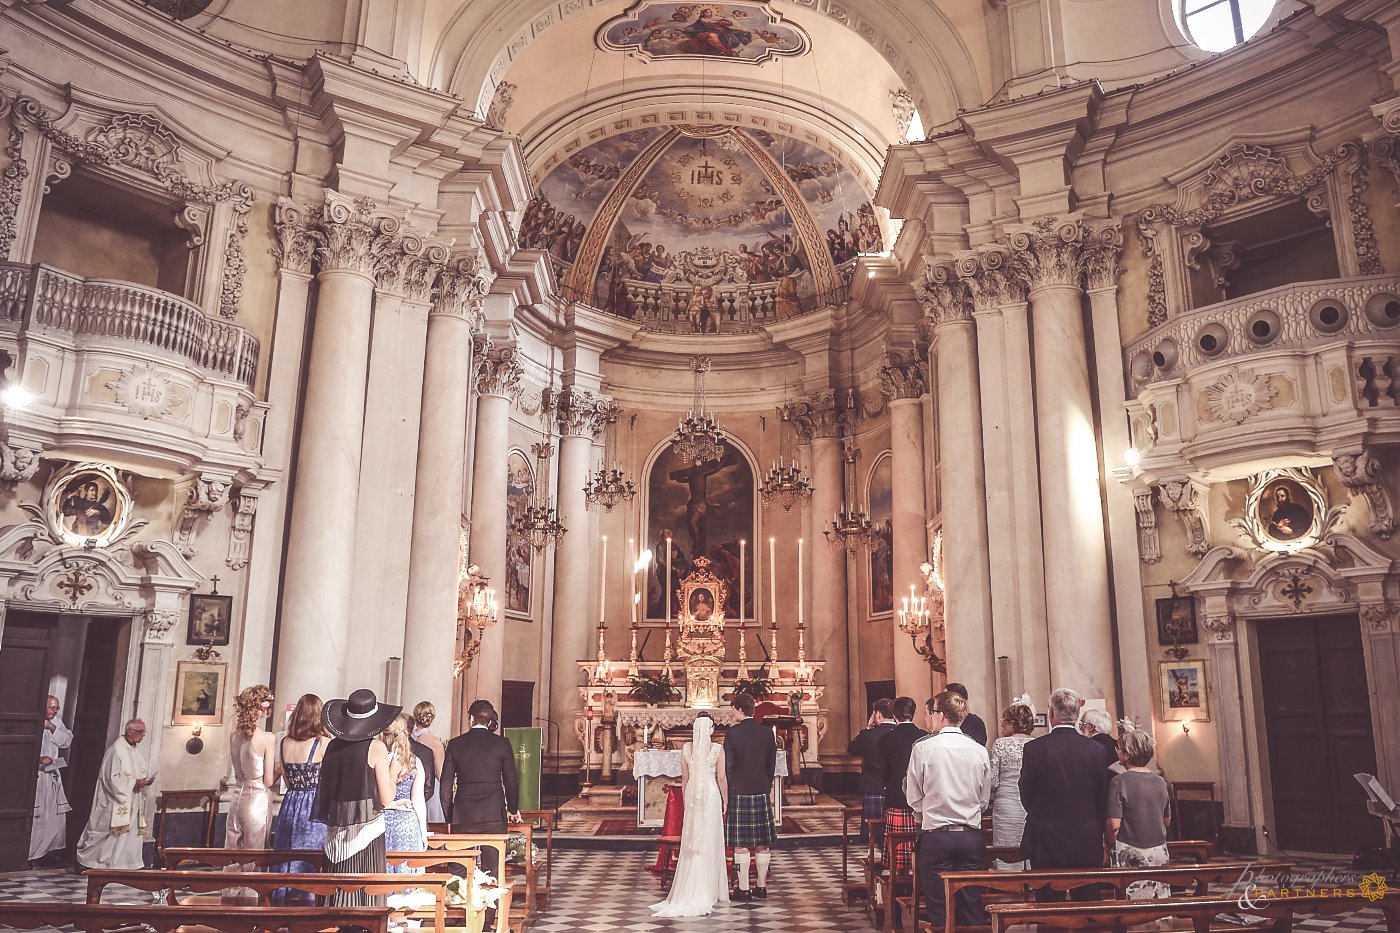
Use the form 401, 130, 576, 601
883, 805, 916, 875
861, 793, 886, 846
725, 793, 777, 848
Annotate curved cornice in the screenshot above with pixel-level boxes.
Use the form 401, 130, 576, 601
427, 0, 986, 127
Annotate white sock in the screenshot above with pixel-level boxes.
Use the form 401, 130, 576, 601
735, 848, 751, 889
756, 850, 771, 887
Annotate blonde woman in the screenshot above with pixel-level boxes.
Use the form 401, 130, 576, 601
380, 713, 427, 872
1105, 724, 1171, 899
410, 700, 447, 823
226, 685, 276, 848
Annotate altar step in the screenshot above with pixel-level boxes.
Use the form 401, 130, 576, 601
551, 788, 850, 848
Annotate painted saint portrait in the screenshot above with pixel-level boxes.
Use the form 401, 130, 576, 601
688, 586, 717, 621
598, 2, 810, 64
172, 661, 226, 725
868, 454, 893, 615
60, 476, 116, 539
1154, 596, 1198, 646
505, 451, 534, 614
1257, 478, 1315, 543
45, 462, 134, 548
647, 442, 755, 620
187, 594, 233, 646
1159, 659, 1209, 721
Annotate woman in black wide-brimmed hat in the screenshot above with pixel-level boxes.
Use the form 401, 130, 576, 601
310, 688, 405, 903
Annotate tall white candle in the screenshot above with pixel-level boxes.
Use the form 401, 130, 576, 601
599, 536, 607, 623
769, 536, 777, 630
798, 537, 804, 628
665, 535, 673, 628
739, 539, 746, 627
629, 537, 636, 628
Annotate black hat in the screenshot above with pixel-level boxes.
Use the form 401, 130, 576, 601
323, 688, 401, 741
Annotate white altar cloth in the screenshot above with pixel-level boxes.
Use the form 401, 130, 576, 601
633, 748, 789, 779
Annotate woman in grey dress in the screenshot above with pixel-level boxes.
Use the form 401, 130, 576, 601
987, 697, 1036, 870
1106, 725, 1172, 899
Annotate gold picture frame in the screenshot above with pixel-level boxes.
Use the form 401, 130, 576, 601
45, 461, 134, 548
678, 556, 729, 629
172, 660, 227, 726
1158, 659, 1209, 722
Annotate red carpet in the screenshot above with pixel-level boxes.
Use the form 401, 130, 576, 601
594, 817, 804, 835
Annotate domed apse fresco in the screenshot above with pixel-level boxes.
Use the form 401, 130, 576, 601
519, 125, 882, 331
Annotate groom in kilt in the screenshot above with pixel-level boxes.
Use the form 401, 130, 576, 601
723, 694, 777, 900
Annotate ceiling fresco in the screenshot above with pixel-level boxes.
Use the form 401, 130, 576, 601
519, 125, 882, 322
596, 2, 810, 63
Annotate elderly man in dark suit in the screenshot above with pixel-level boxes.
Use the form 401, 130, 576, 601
724, 693, 777, 900
440, 699, 521, 880
1018, 687, 1110, 901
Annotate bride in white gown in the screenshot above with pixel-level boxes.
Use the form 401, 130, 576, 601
651, 715, 731, 917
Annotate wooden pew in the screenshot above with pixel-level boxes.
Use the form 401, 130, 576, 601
840, 804, 867, 906
979, 839, 1215, 868
0, 902, 392, 933
860, 817, 885, 928
986, 889, 1400, 933
877, 824, 920, 930
428, 830, 538, 921
161, 847, 328, 870
85, 868, 455, 932
520, 809, 557, 907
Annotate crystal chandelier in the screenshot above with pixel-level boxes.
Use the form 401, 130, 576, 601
824, 438, 877, 551
671, 356, 725, 464
584, 406, 636, 512
511, 442, 566, 551
453, 557, 500, 677
760, 410, 813, 511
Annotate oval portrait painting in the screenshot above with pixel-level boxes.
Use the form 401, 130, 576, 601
688, 586, 717, 622
1257, 477, 1316, 543
46, 462, 134, 548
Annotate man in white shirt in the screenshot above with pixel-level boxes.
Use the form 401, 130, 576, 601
30, 694, 73, 864
906, 691, 992, 929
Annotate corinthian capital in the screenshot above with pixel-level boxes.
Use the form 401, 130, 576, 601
557, 388, 615, 438
475, 342, 523, 399
374, 232, 450, 302
953, 245, 1028, 310
879, 346, 927, 401
315, 192, 402, 275
1006, 213, 1087, 293
434, 250, 496, 322
1080, 221, 1124, 292
783, 389, 843, 441
917, 256, 973, 328
273, 198, 319, 274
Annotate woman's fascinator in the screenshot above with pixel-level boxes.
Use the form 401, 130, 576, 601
1117, 715, 1143, 734
1010, 693, 1037, 718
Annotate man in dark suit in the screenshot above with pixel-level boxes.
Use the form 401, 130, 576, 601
1078, 708, 1121, 771
946, 682, 988, 747
440, 699, 521, 879
877, 696, 929, 878
1019, 687, 1110, 901
848, 697, 896, 845
724, 694, 778, 900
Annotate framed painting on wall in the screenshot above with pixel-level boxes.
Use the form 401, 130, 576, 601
1159, 659, 1209, 722
186, 594, 233, 646
1155, 596, 1198, 647
172, 660, 227, 726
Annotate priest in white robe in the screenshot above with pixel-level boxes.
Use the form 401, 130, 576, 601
76, 718, 153, 870
29, 694, 73, 862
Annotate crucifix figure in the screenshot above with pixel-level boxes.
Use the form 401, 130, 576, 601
668, 447, 737, 559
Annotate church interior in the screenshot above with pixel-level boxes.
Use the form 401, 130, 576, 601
1, 0, 1399, 928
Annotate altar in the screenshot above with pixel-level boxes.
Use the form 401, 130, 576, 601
634, 747, 788, 827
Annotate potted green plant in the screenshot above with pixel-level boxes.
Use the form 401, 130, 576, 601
731, 675, 772, 702
628, 672, 680, 706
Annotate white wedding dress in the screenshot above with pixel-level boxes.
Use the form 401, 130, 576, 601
650, 718, 730, 918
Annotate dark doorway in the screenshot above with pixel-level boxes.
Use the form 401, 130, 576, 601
66, 620, 127, 847
865, 680, 895, 713
1257, 615, 1380, 852
0, 612, 58, 870
501, 681, 534, 730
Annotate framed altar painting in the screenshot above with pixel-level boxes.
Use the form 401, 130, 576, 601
1159, 659, 1209, 722
505, 451, 534, 616
868, 453, 893, 616
172, 660, 226, 725
186, 593, 232, 646
1155, 596, 1198, 647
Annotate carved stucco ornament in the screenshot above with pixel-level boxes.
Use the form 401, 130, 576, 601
1333, 449, 1396, 539
1204, 369, 1277, 425
108, 364, 179, 420
1158, 479, 1210, 557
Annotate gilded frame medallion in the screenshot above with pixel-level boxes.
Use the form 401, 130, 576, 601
45, 462, 134, 548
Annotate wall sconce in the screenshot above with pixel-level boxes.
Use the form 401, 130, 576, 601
1181, 719, 1191, 735
185, 721, 204, 755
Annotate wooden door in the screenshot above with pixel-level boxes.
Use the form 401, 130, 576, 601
0, 612, 56, 870
1257, 615, 1380, 852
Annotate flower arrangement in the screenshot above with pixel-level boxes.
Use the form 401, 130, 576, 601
444, 869, 504, 933
731, 675, 772, 701
628, 672, 680, 705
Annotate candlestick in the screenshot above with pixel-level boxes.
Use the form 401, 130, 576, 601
766, 624, 780, 679
599, 536, 607, 623
797, 537, 804, 629
663, 627, 674, 678
629, 536, 637, 629
768, 536, 777, 631
665, 534, 673, 629
739, 538, 746, 627
628, 625, 639, 677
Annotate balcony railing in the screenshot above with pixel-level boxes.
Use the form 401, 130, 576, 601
0, 262, 259, 384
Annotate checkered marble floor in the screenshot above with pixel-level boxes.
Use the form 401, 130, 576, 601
0, 850, 1390, 933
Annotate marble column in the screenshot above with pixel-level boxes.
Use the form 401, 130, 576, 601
276, 194, 394, 703
879, 349, 932, 700
1202, 614, 1254, 843
786, 391, 850, 744
548, 389, 611, 758
920, 260, 996, 706
1010, 217, 1116, 703
465, 343, 522, 714
402, 253, 495, 725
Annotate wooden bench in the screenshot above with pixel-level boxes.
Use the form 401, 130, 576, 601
0, 902, 392, 932
980, 839, 1215, 868
161, 846, 329, 870
85, 868, 456, 931
427, 833, 533, 929
841, 804, 867, 906
986, 889, 1400, 933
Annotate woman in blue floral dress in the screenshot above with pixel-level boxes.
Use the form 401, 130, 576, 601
380, 713, 427, 873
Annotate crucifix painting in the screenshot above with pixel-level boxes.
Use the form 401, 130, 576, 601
646, 442, 755, 620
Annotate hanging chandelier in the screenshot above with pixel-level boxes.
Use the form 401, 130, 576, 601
584, 406, 636, 512
671, 356, 725, 464
511, 442, 566, 551
824, 438, 877, 551
760, 410, 813, 511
